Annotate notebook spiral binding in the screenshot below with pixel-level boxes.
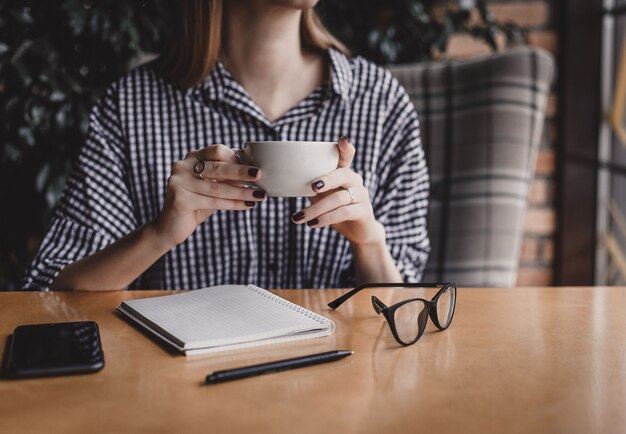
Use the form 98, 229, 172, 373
248, 285, 329, 326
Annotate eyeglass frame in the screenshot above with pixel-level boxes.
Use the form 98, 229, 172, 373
327, 282, 457, 346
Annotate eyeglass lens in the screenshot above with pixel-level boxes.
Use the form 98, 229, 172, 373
436, 285, 455, 328
394, 299, 429, 344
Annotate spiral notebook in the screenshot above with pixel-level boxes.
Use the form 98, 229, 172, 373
116, 285, 335, 356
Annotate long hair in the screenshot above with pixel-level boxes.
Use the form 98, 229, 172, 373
153, 0, 349, 89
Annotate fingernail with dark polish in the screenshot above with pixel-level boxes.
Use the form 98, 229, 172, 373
245, 201, 256, 207
312, 180, 324, 191
252, 190, 266, 199
292, 211, 305, 222
339, 136, 352, 145
307, 218, 319, 227
248, 168, 259, 177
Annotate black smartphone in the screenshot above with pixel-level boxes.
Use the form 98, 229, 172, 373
2, 321, 104, 379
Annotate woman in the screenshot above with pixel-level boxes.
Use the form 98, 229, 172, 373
23, 0, 430, 291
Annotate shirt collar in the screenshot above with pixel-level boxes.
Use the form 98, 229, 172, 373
187, 47, 353, 114
327, 47, 353, 105
186, 61, 227, 104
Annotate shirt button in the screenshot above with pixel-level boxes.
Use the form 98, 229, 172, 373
267, 128, 280, 140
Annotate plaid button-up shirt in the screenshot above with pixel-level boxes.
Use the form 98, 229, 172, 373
23, 48, 430, 291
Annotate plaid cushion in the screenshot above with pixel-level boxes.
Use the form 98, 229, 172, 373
388, 47, 555, 287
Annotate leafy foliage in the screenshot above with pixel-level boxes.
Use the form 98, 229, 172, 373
0, 0, 170, 289
0, 0, 523, 289
318, 0, 526, 64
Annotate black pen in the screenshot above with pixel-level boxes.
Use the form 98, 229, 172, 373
205, 350, 354, 384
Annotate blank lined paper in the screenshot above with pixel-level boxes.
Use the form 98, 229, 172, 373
117, 285, 335, 356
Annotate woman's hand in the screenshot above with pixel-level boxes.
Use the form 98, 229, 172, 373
291, 137, 386, 246
152, 144, 266, 248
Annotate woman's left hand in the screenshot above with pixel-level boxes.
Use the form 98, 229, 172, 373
291, 137, 386, 246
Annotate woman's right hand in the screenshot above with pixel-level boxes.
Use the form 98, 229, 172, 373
151, 144, 265, 248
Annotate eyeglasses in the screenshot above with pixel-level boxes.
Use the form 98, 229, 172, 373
328, 283, 457, 346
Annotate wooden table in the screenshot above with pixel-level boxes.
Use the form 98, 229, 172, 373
1, 287, 625, 434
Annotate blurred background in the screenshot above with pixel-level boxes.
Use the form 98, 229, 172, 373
0, 0, 614, 290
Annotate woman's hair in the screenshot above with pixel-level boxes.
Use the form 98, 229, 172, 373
153, 0, 349, 89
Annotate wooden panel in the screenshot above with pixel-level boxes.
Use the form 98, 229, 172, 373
1, 288, 625, 434
555, 0, 603, 284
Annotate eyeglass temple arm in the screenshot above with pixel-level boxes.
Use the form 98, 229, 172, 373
327, 282, 442, 310
371, 296, 388, 314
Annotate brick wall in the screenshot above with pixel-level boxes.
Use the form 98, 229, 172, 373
445, 1, 558, 286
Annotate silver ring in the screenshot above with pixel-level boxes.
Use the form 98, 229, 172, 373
343, 186, 355, 204
193, 160, 207, 180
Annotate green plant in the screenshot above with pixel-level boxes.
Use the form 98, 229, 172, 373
0, 0, 524, 290
0, 0, 169, 289
319, 0, 526, 64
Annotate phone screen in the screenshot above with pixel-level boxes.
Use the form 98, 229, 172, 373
4, 321, 104, 378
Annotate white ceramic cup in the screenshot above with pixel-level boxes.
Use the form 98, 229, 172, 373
243, 141, 339, 197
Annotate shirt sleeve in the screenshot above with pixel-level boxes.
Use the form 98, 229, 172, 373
371, 79, 431, 283
22, 82, 138, 291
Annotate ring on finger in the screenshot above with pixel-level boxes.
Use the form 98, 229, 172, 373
193, 160, 207, 180
342, 186, 356, 204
